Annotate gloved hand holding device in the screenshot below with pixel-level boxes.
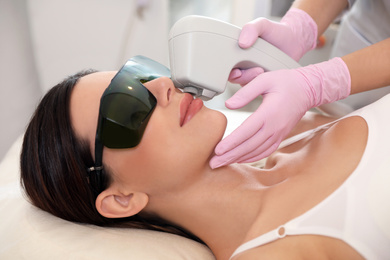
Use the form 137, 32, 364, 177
237, 8, 318, 62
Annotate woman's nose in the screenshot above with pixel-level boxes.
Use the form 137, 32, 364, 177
145, 77, 177, 107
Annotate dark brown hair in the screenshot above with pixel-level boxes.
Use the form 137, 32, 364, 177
20, 70, 202, 243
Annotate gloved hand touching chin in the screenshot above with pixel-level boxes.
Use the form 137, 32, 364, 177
209, 57, 351, 169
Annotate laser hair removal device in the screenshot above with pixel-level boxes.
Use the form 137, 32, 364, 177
168, 15, 301, 100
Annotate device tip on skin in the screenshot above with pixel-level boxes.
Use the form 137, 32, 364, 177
182, 86, 200, 97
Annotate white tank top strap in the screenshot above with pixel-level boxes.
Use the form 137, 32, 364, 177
278, 119, 341, 150
229, 226, 288, 259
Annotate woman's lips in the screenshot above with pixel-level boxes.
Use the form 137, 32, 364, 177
180, 93, 204, 126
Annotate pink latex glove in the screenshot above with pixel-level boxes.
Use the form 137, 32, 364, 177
239, 8, 318, 61
209, 57, 351, 169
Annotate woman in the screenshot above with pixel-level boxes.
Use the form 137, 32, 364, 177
21, 57, 390, 259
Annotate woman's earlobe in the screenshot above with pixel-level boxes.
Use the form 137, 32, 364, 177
95, 190, 149, 219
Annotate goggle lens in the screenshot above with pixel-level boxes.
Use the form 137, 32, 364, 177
97, 55, 170, 148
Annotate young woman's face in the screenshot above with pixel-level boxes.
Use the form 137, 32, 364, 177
70, 71, 227, 194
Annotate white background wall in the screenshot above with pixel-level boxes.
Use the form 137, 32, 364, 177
0, 0, 169, 160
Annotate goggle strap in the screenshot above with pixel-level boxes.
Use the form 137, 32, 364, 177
94, 137, 104, 170
86, 138, 104, 191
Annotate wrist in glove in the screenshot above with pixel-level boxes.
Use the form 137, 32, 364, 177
298, 57, 351, 108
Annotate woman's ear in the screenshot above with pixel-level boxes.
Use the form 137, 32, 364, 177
95, 187, 149, 219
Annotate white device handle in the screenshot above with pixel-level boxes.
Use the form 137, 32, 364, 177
168, 15, 301, 100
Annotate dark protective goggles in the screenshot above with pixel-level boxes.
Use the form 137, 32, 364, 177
87, 56, 170, 196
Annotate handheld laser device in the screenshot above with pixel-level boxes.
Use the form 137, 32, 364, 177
168, 15, 301, 100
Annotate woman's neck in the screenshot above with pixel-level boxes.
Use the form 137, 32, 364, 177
150, 163, 286, 260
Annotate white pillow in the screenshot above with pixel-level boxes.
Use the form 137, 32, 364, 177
0, 137, 215, 259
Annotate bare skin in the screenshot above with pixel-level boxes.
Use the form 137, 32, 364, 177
70, 73, 367, 260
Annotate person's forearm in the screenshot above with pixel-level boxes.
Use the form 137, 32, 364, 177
342, 38, 390, 94
291, 0, 349, 37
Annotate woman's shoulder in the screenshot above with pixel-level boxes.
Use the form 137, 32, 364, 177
232, 116, 369, 260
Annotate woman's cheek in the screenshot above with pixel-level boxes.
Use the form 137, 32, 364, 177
143, 107, 227, 168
